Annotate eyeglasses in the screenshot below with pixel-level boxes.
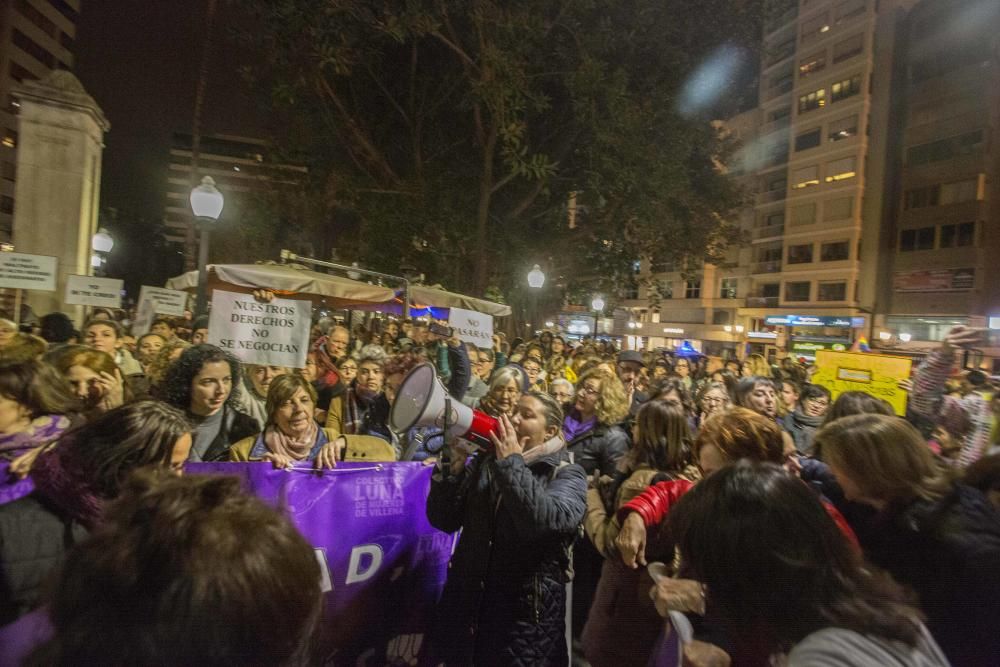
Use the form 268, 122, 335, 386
579, 384, 600, 397
703, 396, 727, 405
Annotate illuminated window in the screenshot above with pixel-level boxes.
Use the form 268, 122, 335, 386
831, 75, 862, 103
798, 88, 826, 113
1, 131, 16, 149
825, 156, 856, 182
792, 165, 820, 189
799, 51, 826, 78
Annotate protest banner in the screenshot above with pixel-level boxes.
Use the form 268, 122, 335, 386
0, 461, 455, 666
448, 307, 493, 346
137, 285, 188, 316
812, 350, 912, 416
64, 275, 123, 308
207, 291, 311, 368
0, 252, 56, 291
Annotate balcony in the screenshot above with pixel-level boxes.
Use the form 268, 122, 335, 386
756, 189, 787, 205
752, 223, 785, 240
751, 260, 782, 274
746, 296, 780, 308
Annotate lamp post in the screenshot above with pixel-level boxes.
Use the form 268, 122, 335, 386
190, 176, 224, 317
591, 295, 605, 338
91, 227, 114, 277
527, 265, 545, 334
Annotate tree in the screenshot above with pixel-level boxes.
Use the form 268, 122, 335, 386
232, 0, 760, 300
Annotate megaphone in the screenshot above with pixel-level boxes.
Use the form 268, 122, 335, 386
389, 362, 498, 450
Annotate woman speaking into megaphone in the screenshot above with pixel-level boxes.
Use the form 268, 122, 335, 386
423, 391, 587, 666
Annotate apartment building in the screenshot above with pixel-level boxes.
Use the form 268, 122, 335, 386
0, 0, 78, 243
164, 132, 308, 268
866, 0, 1000, 365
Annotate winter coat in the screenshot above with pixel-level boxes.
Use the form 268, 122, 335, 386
567, 422, 629, 477
581, 465, 699, 667
0, 493, 87, 625
783, 409, 824, 455
196, 406, 260, 462
862, 483, 1000, 666
425, 447, 587, 666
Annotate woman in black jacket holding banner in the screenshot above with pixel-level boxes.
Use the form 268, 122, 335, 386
425, 391, 587, 666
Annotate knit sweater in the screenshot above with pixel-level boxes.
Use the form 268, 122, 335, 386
910, 348, 993, 467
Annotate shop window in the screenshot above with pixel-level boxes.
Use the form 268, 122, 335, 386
685, 280, 702, 299
798, 51, 826, 78
899, 227, 935, 252
939, 222, 975, 248
820, 240, 850, 261
787, 243, 814, 264
831, 74, 862, 103
785, 281, 811, 302
720, 277, 738, 299
798, 88, 826, 114
792, 165, 820, 189
791, 202, 817, 226
818, 281, 848, 301
832, 34, 864, 63
824, 196, 853, 220
795, 127, 822, 152
825, 156, 856, 182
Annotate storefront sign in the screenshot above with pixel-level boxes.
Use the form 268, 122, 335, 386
447, 307, 493, 346
0, 252, 56, 291
893, 268, 975, 293
662, 327, 685, 335
64, 275, 123, 308
764, 315, 853, 328
747, 331, 778, 339
812, 351, 912, 416
138, 285, 188, 316
208, 291, 311, 368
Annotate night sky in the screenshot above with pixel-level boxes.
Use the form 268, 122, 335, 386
74, 1, 266, 222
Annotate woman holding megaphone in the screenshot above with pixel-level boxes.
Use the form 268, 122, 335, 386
424, 390, 587, 666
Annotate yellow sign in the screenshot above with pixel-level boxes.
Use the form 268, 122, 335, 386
812, 351, 912, 416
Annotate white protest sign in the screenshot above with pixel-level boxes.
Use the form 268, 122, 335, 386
131, 297, 156, 337
207, 291, 311, 368
0, 252, 57, 291
64, 275, 123, 308
448, 307, 493, 347
138, 285, 188, 316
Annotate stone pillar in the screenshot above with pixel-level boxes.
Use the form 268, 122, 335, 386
12, 71, 109, 322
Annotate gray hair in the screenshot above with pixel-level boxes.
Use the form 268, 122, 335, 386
357, 344, 389, 367
550, 377, 574, 395
489, 366, 525, 393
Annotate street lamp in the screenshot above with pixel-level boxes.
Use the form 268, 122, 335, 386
91, 228, 114, 277
190, 176, 224, 316
591, 295, 605, 337
527, 264, 545, 289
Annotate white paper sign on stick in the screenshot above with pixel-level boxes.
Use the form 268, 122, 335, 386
65, 275, 123, 308
138, 285, 188, 316
0, 253, 57, 291
132, 297, 156, 337
448, 307, 493, 347
207, 291, 311, 368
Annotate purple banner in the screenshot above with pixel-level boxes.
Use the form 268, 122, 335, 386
0, 461, 456, 666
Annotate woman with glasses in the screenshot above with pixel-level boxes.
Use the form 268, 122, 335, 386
476, 366, 525, 419
784, 383, 831, 456
696, 381, 731, 425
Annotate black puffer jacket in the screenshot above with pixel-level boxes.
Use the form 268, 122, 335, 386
0, 493, 88, 625
863, 484, 1000, 667
567, 423, 629, 477
425, 448, 587, 666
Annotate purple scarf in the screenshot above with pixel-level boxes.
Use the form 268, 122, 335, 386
563, 410, 597, 443
29, 447, 106, 529
0, 414, 71, 459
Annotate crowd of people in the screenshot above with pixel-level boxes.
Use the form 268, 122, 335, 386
0, 304, 998, 666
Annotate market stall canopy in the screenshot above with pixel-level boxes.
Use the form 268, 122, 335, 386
355, 284, 511, 318
165, 263, 397, 308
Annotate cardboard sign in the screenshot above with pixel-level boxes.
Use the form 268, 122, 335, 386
138, 285, 188, 316
64, 275, 123, 308
812, 351, 912, 416
448, 307, 493, 346
0, 252, 56, 291
131, 297, 156, 337
207, 291, 311, 368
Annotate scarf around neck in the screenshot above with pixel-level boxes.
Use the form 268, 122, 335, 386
30, 447, 106, 529
0, 414, 71, 457
522, 435, 567, 466
264, 420, 320, 461
563, 410, 597, 442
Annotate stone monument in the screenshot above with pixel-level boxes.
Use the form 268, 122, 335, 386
12, 70, 110, 321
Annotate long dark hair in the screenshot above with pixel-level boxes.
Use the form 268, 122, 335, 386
0, 360, 80, 418
621, 400, 692, 474
49, 401, 191, 498
29, 473, 321, 666
162, 344, 243, 412
670, 461, 922, 653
